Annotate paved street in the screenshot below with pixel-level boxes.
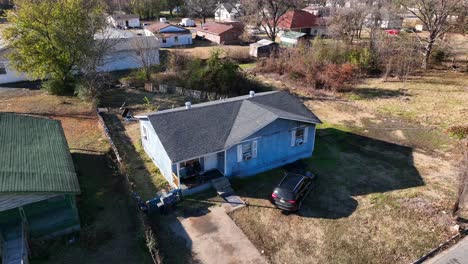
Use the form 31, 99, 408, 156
426, 236, 468, 264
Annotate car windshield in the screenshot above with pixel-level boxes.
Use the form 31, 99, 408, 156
274, 188, 294, 200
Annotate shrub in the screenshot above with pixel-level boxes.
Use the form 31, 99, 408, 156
447, 125, 468, 139
42, 78, 75, 95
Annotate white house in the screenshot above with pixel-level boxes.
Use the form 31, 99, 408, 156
215, 3, 242, 22
144, 22, 192, 48
95, 28, 160, 72
0, 28, 159, 84
0, 47, 30, 84
107, 13, 140, 29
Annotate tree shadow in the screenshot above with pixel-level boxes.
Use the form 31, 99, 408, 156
346, 87, 408, 99
231, 128, 424, 219
0, 80, 43, 90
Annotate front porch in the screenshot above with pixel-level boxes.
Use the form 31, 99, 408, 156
171, 151, 226, 194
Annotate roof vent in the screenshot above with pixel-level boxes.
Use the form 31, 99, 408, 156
185, 102, 192, 109
249, 90, 255, 97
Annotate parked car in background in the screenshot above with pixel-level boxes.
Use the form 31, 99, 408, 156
271, 172, 315, 212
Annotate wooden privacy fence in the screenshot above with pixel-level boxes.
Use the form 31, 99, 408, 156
154, 84, 228, 101
96, 110, 161, 264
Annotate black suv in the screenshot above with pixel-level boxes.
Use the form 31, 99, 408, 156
271, 172, 315, 211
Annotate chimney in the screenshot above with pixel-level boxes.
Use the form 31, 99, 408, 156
185, 102, 192, 109
249, 90, 255, 97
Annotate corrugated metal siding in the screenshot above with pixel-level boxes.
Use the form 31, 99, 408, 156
0, 194, 59, 212
0, 113, 80, 193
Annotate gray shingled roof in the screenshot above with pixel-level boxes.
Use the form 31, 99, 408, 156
142, 91, 321, 163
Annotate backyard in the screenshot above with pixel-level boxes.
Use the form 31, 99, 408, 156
0, 88, 152, 263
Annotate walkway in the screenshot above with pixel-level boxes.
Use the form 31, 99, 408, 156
170, 206, 268, 264
426, 236, 468, 264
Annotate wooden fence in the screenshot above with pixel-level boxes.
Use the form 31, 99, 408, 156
156, 84, 228, 101
96, 110, 161, 264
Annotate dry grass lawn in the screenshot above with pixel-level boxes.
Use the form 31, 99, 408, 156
230, 70, 465, 263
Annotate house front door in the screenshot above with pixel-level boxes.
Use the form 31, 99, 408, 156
204, 153, 218, 172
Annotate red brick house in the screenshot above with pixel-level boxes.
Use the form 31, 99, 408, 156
195, 22, 244, 45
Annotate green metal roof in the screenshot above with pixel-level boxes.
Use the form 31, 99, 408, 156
0, 113, 80, 194
281, 31, 307, 39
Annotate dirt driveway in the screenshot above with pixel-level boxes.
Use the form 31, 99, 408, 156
169, 206, 268, 264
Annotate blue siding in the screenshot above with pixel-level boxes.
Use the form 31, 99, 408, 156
225, 119, 316, 177
140, 120, 174, 187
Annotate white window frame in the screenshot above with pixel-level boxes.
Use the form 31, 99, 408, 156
0, 63, 7, 75
291, 126, 308, 147
142, 126, 148, 140
237, 140, 258, 162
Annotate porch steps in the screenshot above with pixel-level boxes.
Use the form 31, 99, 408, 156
211, 177, 234, 196
211, 177, 246, 212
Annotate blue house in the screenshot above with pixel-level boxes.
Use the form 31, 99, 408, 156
136, 91, 321, 192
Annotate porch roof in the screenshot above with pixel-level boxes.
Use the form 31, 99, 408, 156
142, 91, 321, 163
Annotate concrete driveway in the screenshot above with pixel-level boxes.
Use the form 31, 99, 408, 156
426, 236, 468, 264
170, 206, 268, 264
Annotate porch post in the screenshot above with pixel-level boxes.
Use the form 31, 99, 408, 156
176, 163, 181, 187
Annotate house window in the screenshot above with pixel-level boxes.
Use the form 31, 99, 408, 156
174, 36, 179, 42
142, 126, 148, 140
291, 127, 308, 147
162, 38, 167, 43
0, 63, 6, 75
237, 140, 258, 162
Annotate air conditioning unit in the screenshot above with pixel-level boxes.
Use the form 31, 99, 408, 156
296, 139, 304, 145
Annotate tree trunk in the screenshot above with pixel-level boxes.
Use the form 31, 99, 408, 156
422, 34, 436, 70
202, 15, 206, 24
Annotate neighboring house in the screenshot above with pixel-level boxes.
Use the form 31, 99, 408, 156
364, 10, 404, 30
144, 22, 192, 48
215, 3, 242, 22
280, 31, 307, 47
0, 46, 30, 85
92, 28, 160, 72
0, 113, 81, 263
196, 22, 244, 45
249, 39, 279, 58
0, 28, 160, 85
107, 13, 140, 29
136, 91, 321, 193
302, 4, 331, 17
275, 10, 325, 37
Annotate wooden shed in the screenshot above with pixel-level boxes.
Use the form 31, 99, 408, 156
249, 39, 279, 58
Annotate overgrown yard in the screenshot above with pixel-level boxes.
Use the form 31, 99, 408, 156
0, 88, 151, 263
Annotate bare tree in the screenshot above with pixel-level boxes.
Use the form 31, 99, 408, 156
241, 0, 301, 42
328, 6, 367, 43
130, 36, 160, 81
185, 0, 218, 23
399, 0, 466, 70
